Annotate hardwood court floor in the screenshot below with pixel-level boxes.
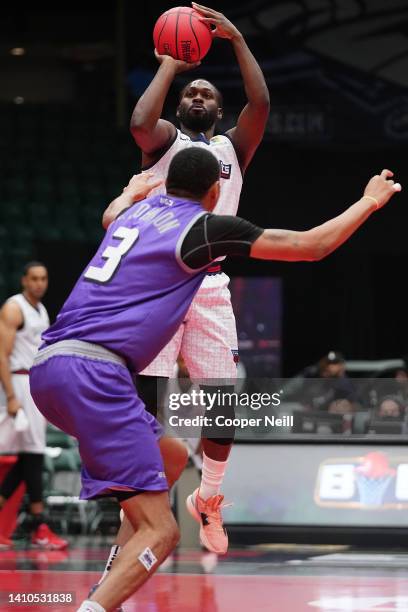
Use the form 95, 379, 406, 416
1, 541, 407, 611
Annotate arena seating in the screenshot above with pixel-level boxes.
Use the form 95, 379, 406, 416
0, 102, 137, 302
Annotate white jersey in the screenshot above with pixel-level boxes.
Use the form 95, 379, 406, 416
140, 129, 243, 379
7, 294, 49, 371
144, 129, 243, 216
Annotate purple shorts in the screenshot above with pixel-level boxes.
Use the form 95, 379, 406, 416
30, 354, 168, 499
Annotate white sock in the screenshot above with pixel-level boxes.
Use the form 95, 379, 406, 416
199, 453, 228, 500
77, 601, 106, 612
99, 545, 120, 583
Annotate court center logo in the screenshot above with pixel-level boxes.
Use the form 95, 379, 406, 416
314, 451, 408, 509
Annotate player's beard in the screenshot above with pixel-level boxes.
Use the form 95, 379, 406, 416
178, 105, 218, 133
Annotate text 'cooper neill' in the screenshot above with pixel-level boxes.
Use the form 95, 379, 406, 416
168, 415, 294, 429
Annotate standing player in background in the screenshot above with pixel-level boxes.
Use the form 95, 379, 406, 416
129, 2, 270, 555
0, 262, 68, 550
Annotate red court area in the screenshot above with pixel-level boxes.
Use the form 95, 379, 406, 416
1, 547, 408, 612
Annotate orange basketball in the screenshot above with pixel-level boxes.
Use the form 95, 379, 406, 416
153, 6, 212, 63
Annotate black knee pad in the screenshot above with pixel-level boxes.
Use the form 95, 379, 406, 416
199, 385, 236, 441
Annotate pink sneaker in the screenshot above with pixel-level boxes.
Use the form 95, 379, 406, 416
31, 524, 68, 550
186, 489, 229, 555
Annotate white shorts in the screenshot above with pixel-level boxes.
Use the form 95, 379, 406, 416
141, 272, 238, 381
0, 374, 46, 454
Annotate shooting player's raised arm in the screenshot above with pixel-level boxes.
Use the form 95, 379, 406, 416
193, 3, 270, 171
130, 52, 199, 159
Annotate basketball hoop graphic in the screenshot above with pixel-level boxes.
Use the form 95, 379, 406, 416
354, 452, 396, 507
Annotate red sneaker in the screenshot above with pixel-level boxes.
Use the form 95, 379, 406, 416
0, 534, 13, 550
31, 524, 68, 550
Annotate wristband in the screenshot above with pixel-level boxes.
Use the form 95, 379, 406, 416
363, 195, 379, 209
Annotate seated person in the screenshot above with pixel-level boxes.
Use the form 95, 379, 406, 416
367, 395, 406, 435
376, 395, 405, 420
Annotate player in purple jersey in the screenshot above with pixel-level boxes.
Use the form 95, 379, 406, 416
30, 148, 400, 612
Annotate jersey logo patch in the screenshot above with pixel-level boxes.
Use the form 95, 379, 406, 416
219, 161, 232, 179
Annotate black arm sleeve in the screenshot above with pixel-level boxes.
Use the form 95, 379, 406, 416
180, 214, 264, 270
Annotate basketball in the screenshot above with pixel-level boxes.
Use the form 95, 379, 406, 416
153, 6, 212, 63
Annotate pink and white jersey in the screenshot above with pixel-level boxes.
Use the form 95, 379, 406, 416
144, 129, 243, 216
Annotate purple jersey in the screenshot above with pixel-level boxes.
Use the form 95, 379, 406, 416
43, 195, 207, 372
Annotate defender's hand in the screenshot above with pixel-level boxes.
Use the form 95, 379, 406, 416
7, 396, 21, 417
123, 172, 163, 200
192, 3, 241, 40
363, 169, 402, 210
154, 49, 201, 73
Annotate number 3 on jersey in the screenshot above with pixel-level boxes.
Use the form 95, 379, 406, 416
84, 226, 139, 283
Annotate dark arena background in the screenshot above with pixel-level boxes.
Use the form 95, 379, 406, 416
1, 2, 408, 611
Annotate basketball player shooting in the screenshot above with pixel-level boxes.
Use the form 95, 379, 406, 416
30, 149, 400, 612
129, 2, 270, 556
